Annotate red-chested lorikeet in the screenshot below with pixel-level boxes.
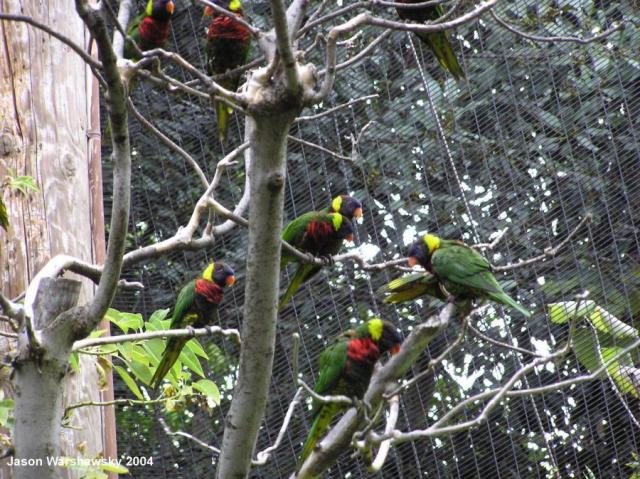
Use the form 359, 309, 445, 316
396, 1, 464, 80
279, 212, 354, 310
124, 0, 175, 60
324, 195, 363, 222
150, 262, 236, 389
408, 234, 531, 317
203, 0, 252, 143
297, 318, 403, 469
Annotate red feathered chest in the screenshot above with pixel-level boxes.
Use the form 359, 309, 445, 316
138, 17, 172, 49
208, 14, 251, 42
347, 337, 381, 365
195, 279, 224, 305
303, 219, 335, 248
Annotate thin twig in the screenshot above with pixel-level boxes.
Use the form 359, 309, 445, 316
368, 395, 399, 472
159, 417, 221, 454
298, 379, 354, 407
128, 99, 209, 188
494, 214, 592, 271
333, 30, 392, 73
473, 227, 509, 250
254, 388, 305, 465
467, 322, 542, 357
491, 11, 625, 45
72, 325, 241, 351
65, 397, 167, 416
0, 13, 102, 69
288, 136, 353, 162
295, 94, 378, 122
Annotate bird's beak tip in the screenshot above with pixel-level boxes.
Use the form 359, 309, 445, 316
354, 208, 363, 219
407, 257, 418, 267
226, 275, 236, 287
391, 344, 401, 355
167, 1, 175, 14
346, 234, 354, 242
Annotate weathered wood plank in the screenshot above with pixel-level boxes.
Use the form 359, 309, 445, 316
0, 0, 116, 476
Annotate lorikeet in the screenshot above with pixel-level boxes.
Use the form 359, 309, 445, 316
408, 234, 531, 317
149, 262, 236, 389
203, 0, 252, 143
124, 0, 175, 60
396, 1, 465, 80
279, 212, 354, 310
378, 271, 447, 304
297, 318, 403, 468
324, 195, 363, 222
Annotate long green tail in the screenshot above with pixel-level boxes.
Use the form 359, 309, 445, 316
297, 403, 339, 471
150, 337, 188, 389
379, 272, 443, 303
215, 100, 231, 144
490, 292, 532, 318
417, 31, 465, 80
278, 264, 320, 310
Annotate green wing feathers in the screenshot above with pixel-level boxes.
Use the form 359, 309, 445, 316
378, 272, 444, 303
0, 198, 9, 231
298, 402, 341, 469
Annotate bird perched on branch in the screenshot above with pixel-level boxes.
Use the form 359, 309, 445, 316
203, 0, 252, 143
124, 0, 176, 60
150, 262, 236, 389
407, 234, 531, 317
395, 1, 465, 80
279, 211, 355, 310
297, 318, 403, 469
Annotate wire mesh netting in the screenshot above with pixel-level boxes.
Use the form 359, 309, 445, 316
101, 0, 640, 477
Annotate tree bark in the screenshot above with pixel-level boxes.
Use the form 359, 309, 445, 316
215, 97, 300, 478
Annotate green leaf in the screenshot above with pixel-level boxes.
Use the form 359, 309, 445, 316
141, 338, 165, 366
148, 308, 170, 326
100, 463, 129, 474
185, 338, 209, 359
179, 347, 205, 378
114, 366, 143, 400
7, 174, 38, 195
128, 359, 152, 385
69, 352, 80, 373
193, 379, 221, 406
107, 309, 143, 333
0, 399, 15, 409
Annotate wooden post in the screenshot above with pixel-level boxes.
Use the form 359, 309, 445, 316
0, 0, 117, 475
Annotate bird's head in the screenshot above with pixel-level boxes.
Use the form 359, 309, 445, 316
357, 318, 403, 355
330, 213, 354, 242
407, 233, 440, 268
202, 262, 236, 288
329, 195, 363, 222
203, 0, 242, 16
149, 0, 175, 21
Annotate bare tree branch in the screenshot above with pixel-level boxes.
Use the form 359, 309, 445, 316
109, 0, 137, 59
270, 0, 299, 92
288, 136, 353, 162
494, 214, 592, 272
298, 379, 354, 407
159, 417, 221, 454
491, 11, 625, 45
65, 397, 167, 417
467, 321, 542, 357
0, 291, 24, 321
368, 395, 399, 472
72, 325, 241, 351
295, 94, 378, 122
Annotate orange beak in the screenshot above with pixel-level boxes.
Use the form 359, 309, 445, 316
353, 207, 363, 219
166, 1, 175, 14
407, 257, 418, 267
225, 275, 236, 287
345, 233, 354, 242
203, 5, 214, 17
390, 344, 401, 355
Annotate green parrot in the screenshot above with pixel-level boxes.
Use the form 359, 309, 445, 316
203, 0, 252, 143
396, 1, 465, 80
124, 0, 175, 60
407, 234, 531, 317
378, 271, 447, 304
0, 198, 8, 231
324, 195, 363, 222
149, 262, 236, 389
297, 318, 403, 469
279, 212, 355, 310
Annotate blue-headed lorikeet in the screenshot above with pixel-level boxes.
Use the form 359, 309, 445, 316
297, 318, 403, 468
324, 195, 363, 222
124, 0, 175, 60
279, 212, 354, 310
203, 0, 252, 143
396, 1, 465, 80
408, 234, 531, 317
150, 262, 236, 389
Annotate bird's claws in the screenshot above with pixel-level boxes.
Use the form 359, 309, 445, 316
186, 326, 196, 337
321, 255, 334, 266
